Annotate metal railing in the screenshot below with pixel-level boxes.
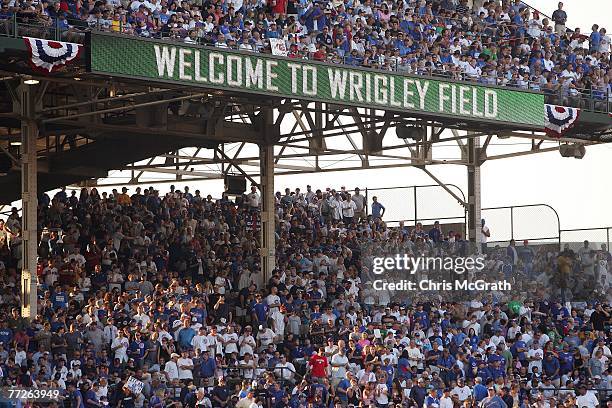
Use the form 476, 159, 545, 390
559, 226, 612, 251
481, 204, 561, 246
1, 17, 609, 114
363, 184, 467, 228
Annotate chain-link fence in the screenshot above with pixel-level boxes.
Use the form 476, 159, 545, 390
560, 227, 612, 252
362, 186, 562, 246
482, 204, 561, 246
364, 184, 466, 228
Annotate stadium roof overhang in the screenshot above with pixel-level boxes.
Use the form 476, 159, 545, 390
0, 32, 610, 201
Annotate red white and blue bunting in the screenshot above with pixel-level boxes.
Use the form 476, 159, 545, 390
544, 104, 580, 138
24, 37, 82, 73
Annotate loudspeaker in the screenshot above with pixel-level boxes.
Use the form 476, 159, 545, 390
559, 144, 573, 157
396, 124, 425, 141
573, 145, 586, 159
364, 130, 383, 153
225, 175, 246, 195
559, 144, 586, 159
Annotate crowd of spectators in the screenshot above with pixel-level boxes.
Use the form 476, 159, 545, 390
0, 183, 609, 408
0, 0, 611, 109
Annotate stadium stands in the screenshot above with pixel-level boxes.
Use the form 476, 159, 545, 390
0, 185, 610, 407
0, 0, 610, 110
0, 0, 611, 406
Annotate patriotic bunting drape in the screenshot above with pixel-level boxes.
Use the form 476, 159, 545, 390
544, 104, 580, 138
24, 37, 82, 73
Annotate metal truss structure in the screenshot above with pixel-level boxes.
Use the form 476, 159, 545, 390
0, 72, 610, 318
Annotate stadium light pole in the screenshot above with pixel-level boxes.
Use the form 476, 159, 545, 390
19, 79, 39, 321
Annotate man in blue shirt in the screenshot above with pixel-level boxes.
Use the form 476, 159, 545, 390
590, 24, 601, 53
428, 221, 442, 243
473, 378, 488, 403
336, 374, 351, 403
489, 360, 506, 381
199, 350, 216, 383
251, 294, 269, 327
69, 382, 85, 408
371, 196, 385, 219
476, 361, 492, 383
0, 320, 13, 346
558, 344, 574, 376
480, 387, 506, 408
52, 289, 68, 310
84, 381, 100, 408
437, 349, 456, 385
542, 353, 561, 386
510, 335, 527, 365
177, 320, 196, 351
190, 300, 207, 324
414, 305, 430, 329
128, 331, 146, 368
424, 388, 440, 408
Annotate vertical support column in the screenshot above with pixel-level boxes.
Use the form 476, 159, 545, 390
259, 108, 276, 286
467, 131, 482, 252
20, 81, 39, 320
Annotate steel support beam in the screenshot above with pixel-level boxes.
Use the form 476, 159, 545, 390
19, 81, 39, 320
259, 109, 276, 287
467, 131, 482, 252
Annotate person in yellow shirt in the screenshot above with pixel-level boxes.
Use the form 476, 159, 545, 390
117, 187, 132, 206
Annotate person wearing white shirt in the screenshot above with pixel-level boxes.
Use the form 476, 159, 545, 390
238, 354, 256, 380
407, 341, 424, 369
269, 309, 286, 339
507, 323, 521, 341
15, 348, 26, 366
246, 187, 260, 209
480, 219, 490, 253
43, 260, 59, 286
576, 388, 599, 408
274, 355, 296, 383
66, 249, 86, 267
177, 351, 194, 380
375, 379, 389, 406
256, 327, 275, 351
592, 342, 611, 359
527, 18, 543, 38
440, 390, 454, 408
537, 333, 550, 348
265, 287, 281, 311
357, 367, 376, 385
451, 379, 471, 402
560, 67, 578, 82
143, 0, 161, 12
133, 306, 151, 328
341, 197, 356, 223
527, 344, 543, 372
191, 328, 209, 353
238, 329, 256, 356
331, 195, 343, 221
206, 327, 221, 355
111, 330, 130, 363
599, 28, 611, 53
223, 327, 239, 355
164, 353, 180, 381
103, 320, 118, 346
543, 57, 554, 72
330, 349, 349, 386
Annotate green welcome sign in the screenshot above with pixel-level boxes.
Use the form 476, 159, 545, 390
90, 33, 545, 128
